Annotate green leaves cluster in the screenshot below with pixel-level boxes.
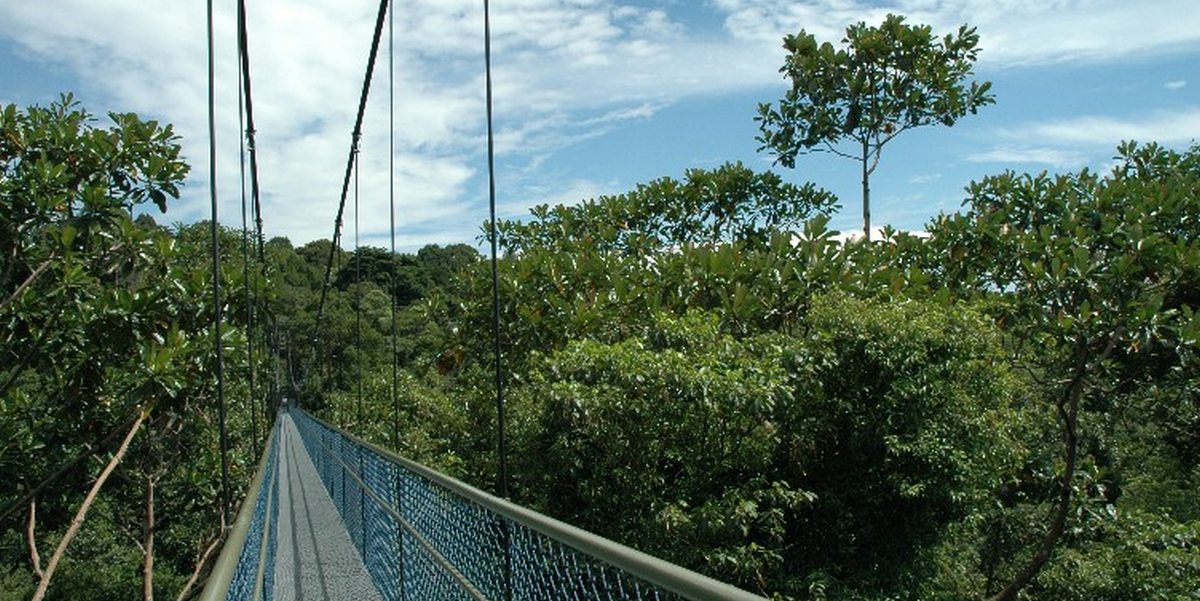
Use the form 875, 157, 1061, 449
497, 161, 837, 254
408, 142, 1197, 600
757, 13, 994, 239
506, 297, 1017, 595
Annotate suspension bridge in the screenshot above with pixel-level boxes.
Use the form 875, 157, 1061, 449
196, 407, 765, 601
186, 0, 771, 599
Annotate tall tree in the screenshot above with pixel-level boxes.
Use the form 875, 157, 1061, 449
757, 14, 994, 240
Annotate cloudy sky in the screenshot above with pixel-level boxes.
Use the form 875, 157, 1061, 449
2, 0, 1197, 250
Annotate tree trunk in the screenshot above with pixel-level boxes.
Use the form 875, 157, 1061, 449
987, 346, 1088, 601
861, 137, 871, 241
27, 498, 43, 579
143, 475, 155, 601
31, 410, 147, 601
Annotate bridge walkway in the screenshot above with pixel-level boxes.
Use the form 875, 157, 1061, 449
273, 413, 383, 601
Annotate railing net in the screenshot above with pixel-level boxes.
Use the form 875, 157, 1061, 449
225, 422, 280, 601
290, 407, 689, 601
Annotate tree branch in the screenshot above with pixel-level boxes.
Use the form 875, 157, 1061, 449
31, 409, 148, 601
818, 140, 859, 161
0, 258, 52, 314
27, 498, 43, 579
143, 475, 155, 601
866, 125, 916, 177
173, 523, 225, 601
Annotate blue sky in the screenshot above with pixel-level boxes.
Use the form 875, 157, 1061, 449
2, 0, 1197, 250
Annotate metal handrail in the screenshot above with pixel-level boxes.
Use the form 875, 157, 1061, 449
197, 418, 278, 601
300, 408, 768, 601
306, 424, 490, 601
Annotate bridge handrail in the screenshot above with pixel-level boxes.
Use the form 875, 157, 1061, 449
302, 408, 767, 601
197, 419, 278, 601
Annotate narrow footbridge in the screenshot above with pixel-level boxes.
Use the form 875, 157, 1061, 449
199, 409, 765, 601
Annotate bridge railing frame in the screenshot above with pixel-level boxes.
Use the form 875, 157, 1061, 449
295, 407, 767, 601
197, 418, 279, 601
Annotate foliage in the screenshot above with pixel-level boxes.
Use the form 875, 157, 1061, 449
504, 295, 1021, 598
0, 96, 263, 600
497, 161, 837, 254
7, 86, 1198, 601
0, 93, 188, 293
921, 141, 1200, 599
1032, 512, 1199, 601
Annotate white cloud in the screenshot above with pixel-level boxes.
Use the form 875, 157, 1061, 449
710, 0, 1200, 67
1166, 79, 1188, 90
0, 0, 775, 249
966, 147, 1088, 168
1012, 107, 1200, 146
907, 172, 942, 184
504, 177, 621, 216
969, 108, 1200, 172
1, 0, 1198, 248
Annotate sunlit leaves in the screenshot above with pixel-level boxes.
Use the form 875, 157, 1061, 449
496, 161, 837, 256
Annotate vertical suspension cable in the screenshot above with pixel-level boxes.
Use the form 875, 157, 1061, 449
354, 141, 368, 557
483, 2, 512, 600
387, 8, 408, 597
388, 0, 399, 453
483, 0, 507, 501
354, 146, 363, 430
236, 0, 276, 421
333, 237, 341, 426
236, 6, 259, 452
207, 0, 232, 523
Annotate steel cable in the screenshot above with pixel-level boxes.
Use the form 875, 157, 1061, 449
206, 0, 232, 522
314, 0, 393, 337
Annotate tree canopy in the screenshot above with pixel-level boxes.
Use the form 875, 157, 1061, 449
3, 76, 1197, 601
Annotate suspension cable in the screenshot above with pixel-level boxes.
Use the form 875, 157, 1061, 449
353, 142, 370, 555
354, 147, 363, 430
388, 0, 400, 452
237, 0, 278, 419
483, 4, 512, 598
206, 0, 232, 522
387, 8, 408, 597
236, 13, 260, 452
483, 0, 507, 502
238, 0, 266, 264
314, 0, 392, 333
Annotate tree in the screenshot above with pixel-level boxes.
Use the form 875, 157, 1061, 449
757, 14, 994, 240
415, 243, 480, 290
507, 296, 1019, 597
924, 141, 1200, 600
1, 95, 263, 600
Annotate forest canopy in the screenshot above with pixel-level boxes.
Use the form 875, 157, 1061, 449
2, 49, 1197, 601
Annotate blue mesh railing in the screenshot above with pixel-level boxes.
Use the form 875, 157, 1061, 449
199, 418, 280, 601
290, 407, 766, 601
